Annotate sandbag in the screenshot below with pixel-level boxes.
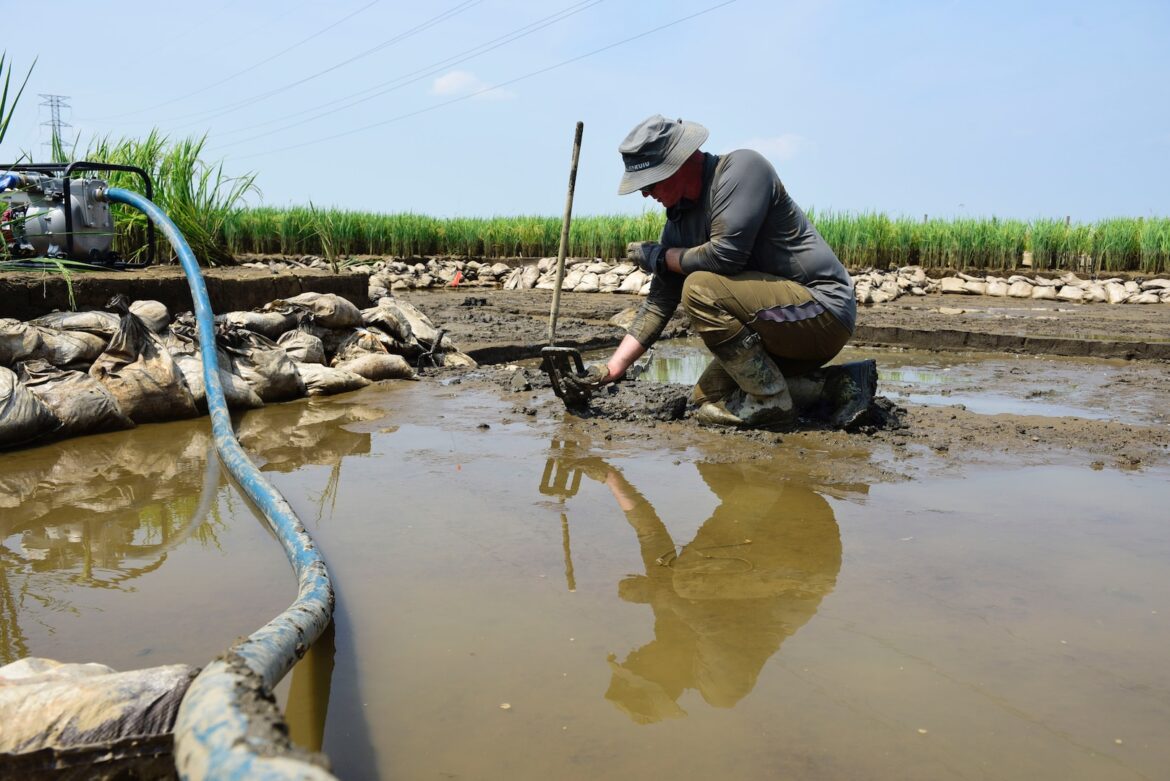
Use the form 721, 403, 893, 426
362, 301, 415, 344
0, 319, 44, 367
277, 292, 362, 329
219, 307, 298, 340
163, 312, 202, 356
218, 326, 306, 403
299, 322, 354, 361
29, 310, 121, 337
331, 328, 389, 366
295, 362, 370, 396
277, 329, 326, 364
335, 353, 417, 381
0, 657, 195, 755
173, 352, 264, 411
89, 303, 199, 424
31, 326, 107, 368
376, 299, 453, 350
16, 359, 134, 438
440, 350, 479, 369
129, 300, 171, 333
0, 366, 61, 448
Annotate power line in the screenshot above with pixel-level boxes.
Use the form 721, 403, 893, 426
231, 0, 737, 160
88, 0, 380, 121
144, 0, 482, 128
211, 0, 603, 149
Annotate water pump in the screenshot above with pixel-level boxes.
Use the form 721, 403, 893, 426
0, 161, 155, 266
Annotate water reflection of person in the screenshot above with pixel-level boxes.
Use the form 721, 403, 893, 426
585, 461, 842, 723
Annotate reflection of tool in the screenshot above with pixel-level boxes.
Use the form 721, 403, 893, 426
539, 442, 583, 592
541, 121, 591, 408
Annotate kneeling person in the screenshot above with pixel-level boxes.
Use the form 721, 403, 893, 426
574, 114, 865, 429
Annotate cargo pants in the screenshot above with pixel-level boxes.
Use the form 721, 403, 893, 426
682, 270, 852, 405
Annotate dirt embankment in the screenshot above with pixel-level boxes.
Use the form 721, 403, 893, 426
401, 287, 1170, 477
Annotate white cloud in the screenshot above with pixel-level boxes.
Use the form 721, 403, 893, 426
430, 70, 514, 100
738, 133, 807, 162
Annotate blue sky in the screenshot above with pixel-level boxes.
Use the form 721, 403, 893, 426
2, 0, 1167, 220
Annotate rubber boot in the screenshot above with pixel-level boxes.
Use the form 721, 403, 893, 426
694, 329, 795, 429
822, 359, 878, 430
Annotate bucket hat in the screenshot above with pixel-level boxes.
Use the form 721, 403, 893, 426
617, 115, 708, 196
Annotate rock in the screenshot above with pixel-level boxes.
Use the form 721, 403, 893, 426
510, 369, 532, 392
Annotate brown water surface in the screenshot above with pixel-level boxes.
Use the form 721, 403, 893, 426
4, 380, 1168, 780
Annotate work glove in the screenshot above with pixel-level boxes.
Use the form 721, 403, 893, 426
627, 241, 665, 276
562, 364, 610, 396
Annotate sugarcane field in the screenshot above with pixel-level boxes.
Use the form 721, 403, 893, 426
2, 4, 1169, 780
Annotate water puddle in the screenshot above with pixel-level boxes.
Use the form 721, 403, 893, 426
627, 337, 1161, 425
3, 381, 1169, 779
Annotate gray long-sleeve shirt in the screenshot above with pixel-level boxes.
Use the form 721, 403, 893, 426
627, 150, 856, 347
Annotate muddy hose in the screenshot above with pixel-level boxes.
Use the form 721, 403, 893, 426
103, 187, 337, 780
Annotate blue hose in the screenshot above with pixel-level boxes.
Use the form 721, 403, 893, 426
0, 172, 21, 192
104, 188, 337, 780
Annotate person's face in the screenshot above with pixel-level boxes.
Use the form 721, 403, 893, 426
641, 170, 687, 208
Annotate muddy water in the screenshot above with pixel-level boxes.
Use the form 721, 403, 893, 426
4, 380, 1169, 780
635, 337, 1164, 425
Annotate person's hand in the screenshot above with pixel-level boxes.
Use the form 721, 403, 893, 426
626, 241, 665, 275
562, 364, 611, 396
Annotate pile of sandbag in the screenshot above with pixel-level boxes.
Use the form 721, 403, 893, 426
1, 291, 474, 450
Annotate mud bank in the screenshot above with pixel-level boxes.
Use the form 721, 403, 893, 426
393, 288, 1170, 364
0, 267, 368, 321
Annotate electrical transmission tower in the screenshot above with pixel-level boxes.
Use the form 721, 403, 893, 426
39, 94, 72, 159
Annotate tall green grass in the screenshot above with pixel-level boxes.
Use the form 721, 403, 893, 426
0, 51, 34, 149
84, 131, 257, 265
219, 207, 1170, 272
